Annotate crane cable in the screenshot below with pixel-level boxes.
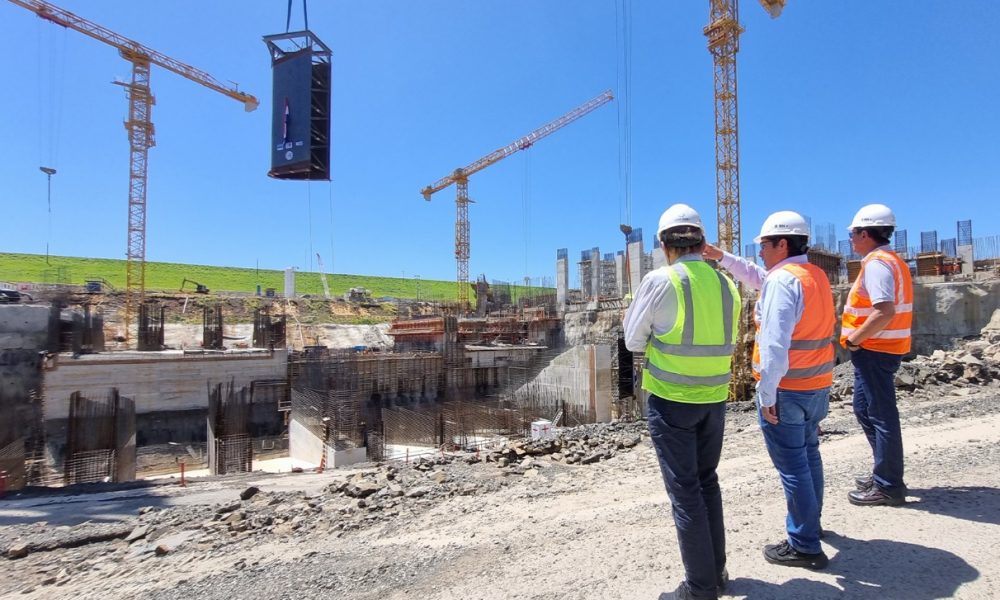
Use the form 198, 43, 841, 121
285, 0, 309, 32
36, 21, 67, 264
615, 0, 633, 229
522, 150, 532, 301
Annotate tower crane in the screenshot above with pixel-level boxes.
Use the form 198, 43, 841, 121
9, 0, 258, 344
421, 90, 614, 308
704, 0, 784, 255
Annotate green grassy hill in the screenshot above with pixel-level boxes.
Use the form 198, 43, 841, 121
0, 252, 552, 302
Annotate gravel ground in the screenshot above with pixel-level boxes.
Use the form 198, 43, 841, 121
3, 340, 1000, 600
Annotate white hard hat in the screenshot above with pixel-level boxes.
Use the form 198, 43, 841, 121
848, 203, 896, 230
657, 203, 704, 237
753, 210, 810, 243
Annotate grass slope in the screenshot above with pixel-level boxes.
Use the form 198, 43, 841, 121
0, 253, 552, 302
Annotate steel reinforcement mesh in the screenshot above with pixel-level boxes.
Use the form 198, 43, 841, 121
214, 434, 253, 475
64, 448, 115, 485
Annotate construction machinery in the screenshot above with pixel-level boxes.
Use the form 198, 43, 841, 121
9, 0, 258, 344
705, 0, 785, 255
422, 90, 614, 308
180, 279, 210, 294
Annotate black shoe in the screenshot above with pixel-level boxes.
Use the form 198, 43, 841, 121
848, 488, 905, 506
854, 474, 874, 491
763, 540, 829, 569
658, 581, 718, 600
717, 568, 729, 595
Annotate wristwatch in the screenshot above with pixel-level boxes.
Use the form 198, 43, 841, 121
846, 339, 861, 350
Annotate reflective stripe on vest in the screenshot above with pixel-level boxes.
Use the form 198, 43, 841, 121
840, 249, 913, 355
752, 262, 836, 391
642, 261, 741, 404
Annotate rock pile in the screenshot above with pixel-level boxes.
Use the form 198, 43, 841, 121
830, 335, 1000, 403
484, 421, 645, 469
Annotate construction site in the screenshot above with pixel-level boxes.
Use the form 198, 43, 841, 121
2, 1, 1000, 599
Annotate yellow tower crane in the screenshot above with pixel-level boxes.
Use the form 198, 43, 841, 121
9, 0, 258, 344
422, 90, 614, 308
704, 0, 784, 254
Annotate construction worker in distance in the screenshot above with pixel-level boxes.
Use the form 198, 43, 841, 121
624, 203, 741, 600
703, 210, 834, 570
841, 203, 913, 506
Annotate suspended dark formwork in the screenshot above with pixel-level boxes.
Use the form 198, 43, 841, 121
263, 30, 331, 181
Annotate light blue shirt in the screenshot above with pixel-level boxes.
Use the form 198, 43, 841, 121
719, 252, 808, 408
623, 253, 704, 354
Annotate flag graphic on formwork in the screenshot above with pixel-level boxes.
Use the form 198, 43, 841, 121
282, 98, 290, 145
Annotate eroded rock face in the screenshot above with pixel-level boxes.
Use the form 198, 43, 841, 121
910, 280, 1000, 355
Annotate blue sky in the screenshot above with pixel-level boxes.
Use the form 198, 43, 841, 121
2, 1, 998, 287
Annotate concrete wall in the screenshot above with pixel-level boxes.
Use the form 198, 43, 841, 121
0, 305, 51, 489
519, 344, 613, 422
0, 305, 50, 400
289, 417, 323, 465
42, 349, 287, 419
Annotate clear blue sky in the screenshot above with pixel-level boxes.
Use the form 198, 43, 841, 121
2, 1, 998, 287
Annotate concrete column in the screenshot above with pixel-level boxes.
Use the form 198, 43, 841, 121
556, 249, 569, 311
627, 239, 644, 294
614, 252, 625, 297
958, 245, 974, 275
590, 247, 601, 301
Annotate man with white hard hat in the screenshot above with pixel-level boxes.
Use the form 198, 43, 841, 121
703, 210, 835, 570
624, 203, 741, 600
841, 203, 912, 506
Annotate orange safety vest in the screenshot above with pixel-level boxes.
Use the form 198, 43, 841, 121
753, 262, 836, 390
841, 248, 913, 355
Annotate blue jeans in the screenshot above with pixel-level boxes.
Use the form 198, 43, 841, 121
851, 347, 906, 497
759, 388, 829, 554
647, 395, 726, 598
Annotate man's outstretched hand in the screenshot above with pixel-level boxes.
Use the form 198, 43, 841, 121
702, 244, 724, 261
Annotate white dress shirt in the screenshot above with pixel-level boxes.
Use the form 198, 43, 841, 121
623, 253, 703, 354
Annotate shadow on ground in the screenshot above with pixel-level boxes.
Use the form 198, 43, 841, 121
729, 532, 978, 599
0, 481, 174, 526
903, 486, 1000, 525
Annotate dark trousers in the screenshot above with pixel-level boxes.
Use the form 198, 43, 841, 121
851, 347, 906, 497
647, 394, 726, 598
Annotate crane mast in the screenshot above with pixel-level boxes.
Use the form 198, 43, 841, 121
9, 0, 258, 345
705, 0, 784, 256
422, 90, 614, 308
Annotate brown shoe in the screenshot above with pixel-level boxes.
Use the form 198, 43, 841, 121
848, 488, 905, 506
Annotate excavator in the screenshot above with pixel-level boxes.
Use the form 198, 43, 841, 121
180, 278, 210, 294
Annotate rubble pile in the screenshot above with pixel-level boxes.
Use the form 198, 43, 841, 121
831, 335, 1000, 403
484, 421, 645, 469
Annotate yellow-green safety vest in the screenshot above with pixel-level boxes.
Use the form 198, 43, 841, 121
642, 260, 741, 403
